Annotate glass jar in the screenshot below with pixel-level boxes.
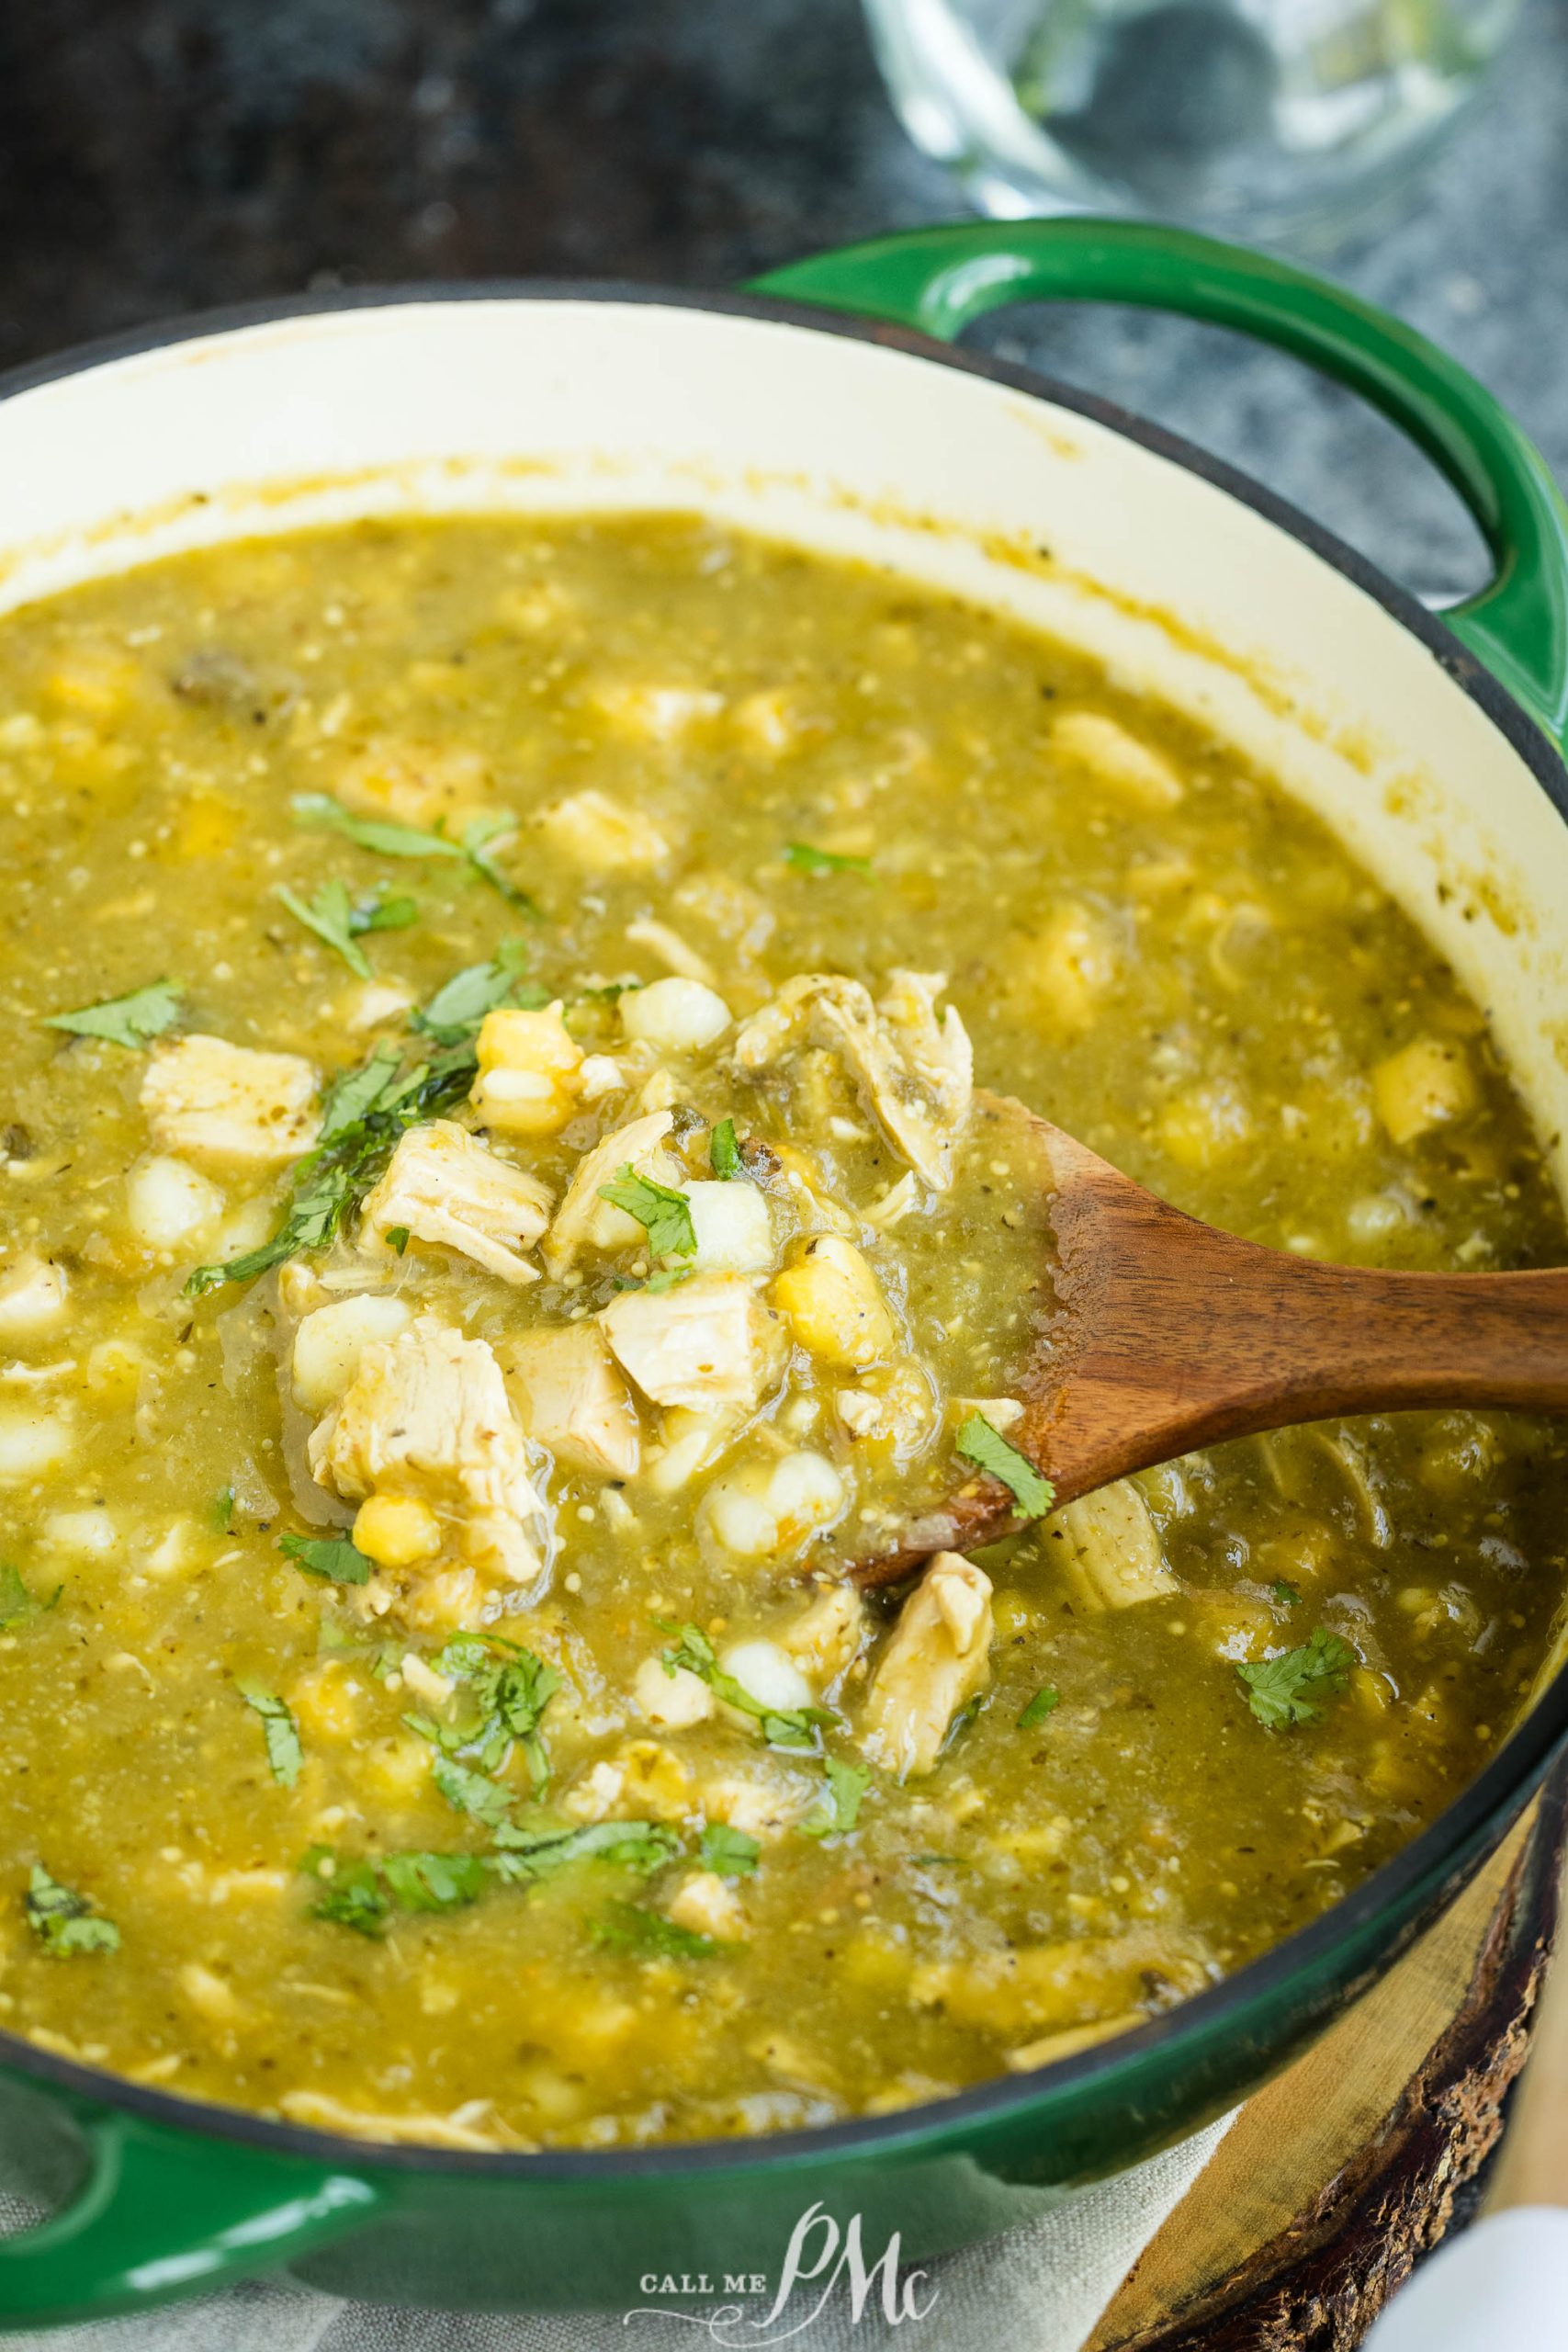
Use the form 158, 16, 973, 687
862, 0, 1520, 249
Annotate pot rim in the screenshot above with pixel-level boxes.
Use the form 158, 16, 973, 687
1, 276, 1564, 2184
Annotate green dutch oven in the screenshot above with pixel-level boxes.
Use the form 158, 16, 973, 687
1, 218, 1566, 2327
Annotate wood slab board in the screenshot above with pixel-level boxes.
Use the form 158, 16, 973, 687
1091, 1760, 1568, 2349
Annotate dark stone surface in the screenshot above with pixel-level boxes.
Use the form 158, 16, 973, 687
4, 0, 1563, 601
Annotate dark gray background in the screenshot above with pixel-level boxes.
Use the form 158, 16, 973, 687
6, 0, 1563, 603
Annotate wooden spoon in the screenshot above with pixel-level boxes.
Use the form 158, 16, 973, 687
850, 1092, 1568, 1589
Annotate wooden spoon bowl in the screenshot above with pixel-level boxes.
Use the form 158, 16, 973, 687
850, 1091, 1568, 1589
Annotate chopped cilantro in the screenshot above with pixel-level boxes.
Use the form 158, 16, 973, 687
590, 1900, 722, 1960
24, 1864, 119, 1956
423, 1632, 561, 1792
643, 1266, 693, 1295
236, 1680, 303, 1787
44, 978, 183, 1050
954, 1414, 1055, 1520
212, 1486, 235, 1533
0, 1565, 59, 1632
698, 1824, 761, 1877
1236, 1627, 1355, 1730
298, 1849, 393, 1938
385, 1225, 411, 1256
801, 1757, 871, 1838
277, 1532, 373, 1586
783, 842, 874, 878
709, 1117, 743, 1180
1017, 1684, 1061, 1731
1272, 1580, 1303, 1609
185, 1031, 479, 1295
275, 879, 418, 976
661, 1623, 833, 1753
597, 1165, 696, 1260
290, 794, 533, 910
490, 1819, 680, 1883
412, 943, 543, 1044
378, 1850, 489, 1913
430, 1754, 514, 1826
358, 893, 419, 933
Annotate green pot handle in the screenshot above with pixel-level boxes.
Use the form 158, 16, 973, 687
0, 2094, 384, 2329
750, 220, 1568, 752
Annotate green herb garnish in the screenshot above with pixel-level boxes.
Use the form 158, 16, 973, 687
44, 978, 183, 1050
954, 1414, 1055, 1520
1236, 1627, 1355, 1730
378, 1849, 490, 1913
186, 1031, 479, 1295
275, 878, 419, 976
24, 1864, 119, 1956
783, 842, 874, 878
489, 1819, 680, 1883
412, 943, 544, 1045
1017, 1684, 1061, 1730
597, 1166, 696, 1261
431, 1632, 562, 1793
661, 1623, 833, 1753
236, 1681, 304, 1787
386, 1225, 411, 1256
643, 1266, 693, 1295
290, 795, 534, 910
590, 1900, 721, 1960
698, 1824, 761, 1877
709, 1117, 743, 1180
430, 1754, 514, 1827
801, 1757, 871, 1838
0, 1565, 60, 1632
1272, 1580, 1303, 1609
277, 1532, 373, 1586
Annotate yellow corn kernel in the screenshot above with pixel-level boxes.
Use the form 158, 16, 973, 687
288, 1663, 367, 1744
471, 1004, 582, 1136
772, 1236, 895, 1368
170, 795, 242, 860
1372, 1037, 1478, 1146
353, 1493, 442, 1567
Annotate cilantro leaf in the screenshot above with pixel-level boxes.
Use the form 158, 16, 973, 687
412, 944, 543, 1045
278, 1532, 373, 1586
45, 979, 183, 1050
461, 816, 537, 914
661, 1623, 833, 1753
489, 1819, 680, 1883
954, 1414, 1055, 1520
431, 1754, 514, 1827
291, 793, 469, 864
1272, 1580, 1303, 1609
299, 1848, 392, 1938
709, 1117, 743, 1180
1017, 1684, 1061, 1730
1236, 1627, 1355, 1730
378, 1850, 489, 1913
25, 1864, 119, 1956
597, 1165, 695, 1260
802, 1757, 871, 1838
643, 1266, 692, 1295
783, 842, 874, 878
0, 1564, 60, 1633
430, 1633, 561, 1794
276, 878, 373, 978
698, 1823, 761, 1877
356, 894, 419, 933
236, 1680, 304, 1787
212, 1486, 235, 1533
590, 1900, 722, 1959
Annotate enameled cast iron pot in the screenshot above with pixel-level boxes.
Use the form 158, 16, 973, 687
2, 220, 1568, 2329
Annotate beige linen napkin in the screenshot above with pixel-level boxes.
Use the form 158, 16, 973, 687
0, 2110, 1235, 2352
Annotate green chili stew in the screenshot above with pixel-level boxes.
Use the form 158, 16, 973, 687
0, 514, 1562, 2150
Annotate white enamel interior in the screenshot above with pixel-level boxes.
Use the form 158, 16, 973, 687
3, 294, 1565, 1179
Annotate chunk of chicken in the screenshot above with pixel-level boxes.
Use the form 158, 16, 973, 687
541, 1110, 677, 1280
0, 1254, 69, 1341
1043, 1480, 1178, 1611
309, 1315, 550, 1592
359, 1122, 551, 1286
333, 736, 495, 833
535, 787, 669, 873
667, 1871, 745, 1941
500, 1321, 641, 1480
861, 1553, 993, 1779
601, 1274, 787, 1415
784, 1583, 867, 1686
734, 970, 971, 1189
142, 1035, 321, 1166
1049, 709, 1185, 812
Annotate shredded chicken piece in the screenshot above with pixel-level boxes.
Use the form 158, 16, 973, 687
309, 1315, 550, 1592
784, 1582, 866, 1686
278, 2090, 513, 2152
861, 1552, 993, 1779
360, 1122, 551, 1286
141, 1035, 321, 1166
911, 1929, 1212, 2034
601, 1273, 787, 1415
500, 1320, 641, 1479
541, 1110, 677, 1280
733, 969, 971, 1189
1043, 1481, 1179, 1611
